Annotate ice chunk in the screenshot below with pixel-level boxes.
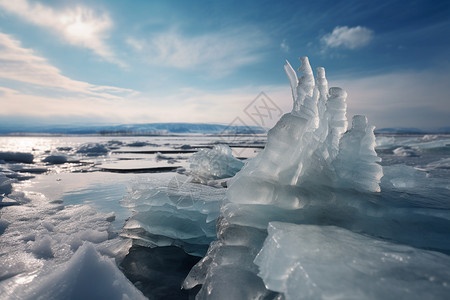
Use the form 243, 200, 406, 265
76, 143, 109, 156
95, 238, 133, 264
8, 243, 146, 300
121, 174, 225, 256
393, 146, 419, 157
187, 144, 244, 184
42, 155, 68, 164
0, 152, 34, 163
126, 141, 157, 147
333, 115, 383, 192
422, 134, 438, 141
255, 222, 450, 300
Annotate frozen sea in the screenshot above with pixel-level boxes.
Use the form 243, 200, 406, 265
0, 133, 449, 299
0, 134, 265, 299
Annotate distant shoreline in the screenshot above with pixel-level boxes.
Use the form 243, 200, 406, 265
0, 121, 449, 136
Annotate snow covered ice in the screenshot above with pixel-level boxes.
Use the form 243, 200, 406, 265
0, 187, 138, 299
5, 243, 146, 300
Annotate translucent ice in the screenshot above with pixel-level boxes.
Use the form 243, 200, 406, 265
333, 115, 382, 192
187, 144, 244, 184
183, 57, 449, 299
255, 222, 450, 300
121, 174, 225, 256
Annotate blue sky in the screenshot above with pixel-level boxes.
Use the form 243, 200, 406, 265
0, 0, 449, 129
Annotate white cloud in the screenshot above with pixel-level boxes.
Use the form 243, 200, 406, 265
0, 31, 283, 125
321, 26, 373, 50
0, 0, 123, 66
0, 81, 291, 126
2, 31, 447, 130
0, 32, 135, 100
280, 39, 290, 52
127, 28, 269, 76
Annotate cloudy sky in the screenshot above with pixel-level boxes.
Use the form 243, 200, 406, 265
0, 0, 449, 129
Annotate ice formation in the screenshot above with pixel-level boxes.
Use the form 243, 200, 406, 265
183, 57, 449, 299
120, 174, 225, 256
187, 144, 244, 184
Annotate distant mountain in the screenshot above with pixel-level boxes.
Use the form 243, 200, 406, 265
2, 122, 448, 135
436, 127, 450, 134
375, 127, 450, 134
375, 127, 424, 134
0, 123, 266, 135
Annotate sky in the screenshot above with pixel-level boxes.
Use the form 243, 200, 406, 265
0, 0, 449, 130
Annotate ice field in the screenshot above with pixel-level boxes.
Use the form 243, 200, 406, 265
0, 57, 449, 299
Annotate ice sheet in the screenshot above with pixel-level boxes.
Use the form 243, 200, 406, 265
255, 222, 450, 300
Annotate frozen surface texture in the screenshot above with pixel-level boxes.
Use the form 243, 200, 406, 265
255, 222, 450, 300
121, 174, 225, 256
187, 144, 244, 184
0, 189, 135, 299
5, 243, 146, 300
183, 57, 450, 299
